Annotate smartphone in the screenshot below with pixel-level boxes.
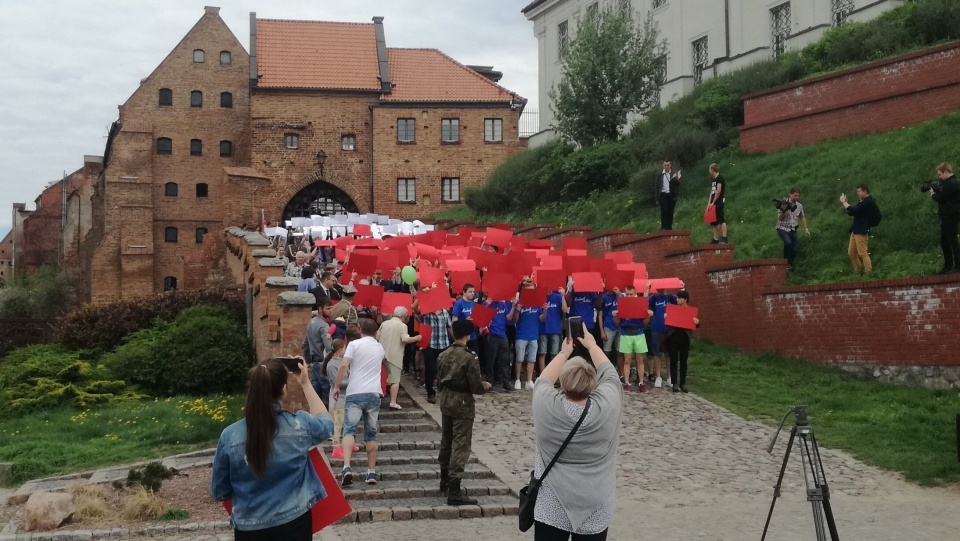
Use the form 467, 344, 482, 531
565, 316, 584, 341
276, 357, 303, 374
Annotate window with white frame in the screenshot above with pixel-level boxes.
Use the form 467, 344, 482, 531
285, 134, 299, 149
441, 119, 460, 143
484, 118, 503, 143
397, 118, 416, 143
692, 37, 708, 86
771, 3, 791, 59
397, 178, 416, 203
442, 178, 460, 203
342, 134, 356, 151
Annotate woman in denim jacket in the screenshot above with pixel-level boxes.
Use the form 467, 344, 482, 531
211, 357, 333, 539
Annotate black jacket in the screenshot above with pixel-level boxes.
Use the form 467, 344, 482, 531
653, 170, 681, 205
846, 195, 877, 235
931, 175, 960, 217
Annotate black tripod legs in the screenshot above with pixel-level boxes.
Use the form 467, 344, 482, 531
761, 426, 797, 541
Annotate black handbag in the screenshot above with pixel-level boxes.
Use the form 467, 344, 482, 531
518, 398, 591, 532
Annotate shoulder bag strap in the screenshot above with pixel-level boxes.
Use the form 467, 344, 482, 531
538, 398, 591, 482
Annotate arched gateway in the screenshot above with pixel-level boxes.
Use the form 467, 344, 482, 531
282, 180, 360, 221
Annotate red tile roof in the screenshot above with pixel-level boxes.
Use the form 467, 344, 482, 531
256, 19, 381, 91
385, 48, 518, 103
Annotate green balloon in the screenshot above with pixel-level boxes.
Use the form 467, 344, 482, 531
401, 265, 417, 285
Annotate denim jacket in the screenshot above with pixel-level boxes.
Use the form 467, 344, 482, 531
211, 406, 334, 530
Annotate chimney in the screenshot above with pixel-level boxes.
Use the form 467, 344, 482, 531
373, 17, 392, 94
249, 12, 259, 86
204, 6, 221, 15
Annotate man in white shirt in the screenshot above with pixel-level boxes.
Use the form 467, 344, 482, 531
377, 307, 421, 411
333, 318, 386, 487
653, 160, 681, 230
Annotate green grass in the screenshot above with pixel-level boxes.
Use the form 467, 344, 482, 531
435, 111, 960, 284
689, 340, 960, 486
0, 394, 243, 486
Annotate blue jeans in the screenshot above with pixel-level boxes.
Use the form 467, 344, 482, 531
778, 228, 798, 264
342, 393, 381, 442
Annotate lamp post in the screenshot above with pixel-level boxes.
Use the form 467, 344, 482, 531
316, 150, 327, 178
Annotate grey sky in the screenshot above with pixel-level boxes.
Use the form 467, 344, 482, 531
0, 0, 539, 239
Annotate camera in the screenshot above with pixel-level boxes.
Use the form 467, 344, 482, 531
773, 198, 797, 212
920, 179, 942, 193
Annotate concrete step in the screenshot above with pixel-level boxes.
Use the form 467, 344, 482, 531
319, 436, 440, 454
328, 453, 478, 468
377, 409, 427, 421
353, 420, 437, 434
365, 466, 495, 482
339, 480, 512, 501
337, 495, 519, 524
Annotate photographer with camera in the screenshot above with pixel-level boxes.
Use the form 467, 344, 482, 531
925, 163, 960, 274
840, 184, 878, 275
775, 188, 810, 268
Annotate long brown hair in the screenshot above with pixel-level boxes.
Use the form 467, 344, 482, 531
321, 339, 346, 376
244, 359, 288, 479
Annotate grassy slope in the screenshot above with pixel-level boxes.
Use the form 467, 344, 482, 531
438, 112, 960, 284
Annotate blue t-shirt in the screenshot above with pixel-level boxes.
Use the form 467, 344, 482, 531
516, 306, 543, 341
452, 297, 477, 340
602, 293, 619, 330
542, 292, 563, 335
569, 292, 599, 330
649, 293, 678, 333
487, 300, 512, 339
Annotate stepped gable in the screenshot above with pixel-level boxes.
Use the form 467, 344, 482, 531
255, 19, 380, 90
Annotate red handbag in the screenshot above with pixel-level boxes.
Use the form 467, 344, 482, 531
703, 206, 717, 224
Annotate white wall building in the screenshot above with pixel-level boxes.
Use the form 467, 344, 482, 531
522, 0, 906, 146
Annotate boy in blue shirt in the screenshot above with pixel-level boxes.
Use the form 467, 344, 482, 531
512, 277, 543, 390
601, 285, 621, 363
536, 287, 567, 375
615, 285, 652, 393
483, 296, 516, 392
565, 278, 602, 343
451, 283, 478, 353
647, 287, 679, 388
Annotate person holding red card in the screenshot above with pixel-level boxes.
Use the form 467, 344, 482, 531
537, 288, 567, 377
482, 294, 517, 392
211, 357, 333, 540
512, 276, 543, 390
414, 289, 454, 404
666, 291, 700, 393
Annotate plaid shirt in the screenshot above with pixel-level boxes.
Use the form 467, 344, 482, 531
418, 309, 452, 350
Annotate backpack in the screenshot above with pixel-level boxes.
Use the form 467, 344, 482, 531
869, 202, 882, 228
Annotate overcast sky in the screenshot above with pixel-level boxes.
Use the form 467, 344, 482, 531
0, 0, 539, 240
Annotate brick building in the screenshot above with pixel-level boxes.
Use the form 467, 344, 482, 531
79, 7, 524, 304
0, 231, 12, 284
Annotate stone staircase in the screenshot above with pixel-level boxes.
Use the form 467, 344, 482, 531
322, 386, 518, 524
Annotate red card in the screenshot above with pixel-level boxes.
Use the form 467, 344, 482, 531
224, 448, 351, 533
314, 239, 337, 247
617, 296, 648, 319
417, 286, 453, 314
377, 250, 403, 274
470, 304, 497, 328
417, 265, 446, 289
411, 243, 440, 263
519, 287, 548, 307
482, 271, 519, 301
445, 259, 477, 272
506, 250, 538, 276
539, 255, 564, 270
509, 236, 527, 252
528, 239, 555, 249
467, 236, 484, 247
665, 304, 699, 330
589, 258, 618, 276
565, 249, 588, 257
606, 270, 636, 291
353, 284, 384, 308
562, 237, 587, 251
417, 324, 433, 348
703, 206, 717, 225
381, 292, 413, 316
449, 270, 481, 294
648, 278, 684, 290
534, 268, 567, 291
564, 255, 592, 274
572, 272, 603, 292
618, 263, 649, 282
348, 251, 379, 278
484, 227, 514, 249
352, 224, 372, 237
604, 251, 633, 264
335, 236, 354, 250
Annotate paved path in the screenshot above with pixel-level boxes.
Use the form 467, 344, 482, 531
5, 377, 960, 540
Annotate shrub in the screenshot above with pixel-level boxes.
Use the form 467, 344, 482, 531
103, 306, 252, 396
125, 462, 178, 492
0, 266, 79, 319
57, 287, 244, 352
0, 345, 141, 417
69, 484, 107, 519
466, 140, 572, 214
120, 486, 165, 520
159, 509, 190, 521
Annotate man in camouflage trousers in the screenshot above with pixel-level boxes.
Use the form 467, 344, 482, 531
437, 319, 491, 505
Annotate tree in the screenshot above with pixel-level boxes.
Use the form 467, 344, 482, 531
549, 8, 667, 147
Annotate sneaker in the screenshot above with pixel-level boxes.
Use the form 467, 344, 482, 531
654, 376, 662, 388
622, 383, 631, 392
709, 238, 720, 244
525, 381, 535, 391
427, 394, 437, 404
638, 383, 649, 393
514, 380, 522, 390
501, 383, 515, 393
341, 467, 353, 487
331, 447, 344, 459
365, 471, 378, 485
666, 377, 672, 387
389, 403, 403, 410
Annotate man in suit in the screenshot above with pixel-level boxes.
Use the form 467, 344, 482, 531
312, 271, 342, 307
653, 160, 681, 230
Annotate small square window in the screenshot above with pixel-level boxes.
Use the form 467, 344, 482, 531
196, 227, 208, 244
190, 139, 202, 156
285, 134, 299, 149
484, 119, 503, 143
157, 138, 173, 155
220, 140, 233, 157
442, 178, 461, 203
196, 183, 208, 197
220, 51, 231, 65
441, 119, 460, 143
397, 178, 416, 203
164, 182, 178, 197
159, 88, 173, 106
342, 135, 355, 151
193, 49, 204, 63
397, 118, 416, 143
163, 276, 178, 291
191, 91, 202, 107
165, 227, 178, 243
220, 92, 232, 108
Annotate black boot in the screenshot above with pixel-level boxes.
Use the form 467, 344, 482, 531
439, 468, 450, 495
446, 479, 478, 506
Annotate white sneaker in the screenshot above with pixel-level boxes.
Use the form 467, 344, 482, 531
514, 380, 522, 390
666, 378, 672, 387
525, 381, 535, 391
654, 376, 663, 388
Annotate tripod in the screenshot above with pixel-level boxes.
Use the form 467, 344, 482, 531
760, 406, 840, 541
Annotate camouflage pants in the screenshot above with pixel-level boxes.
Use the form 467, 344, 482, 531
438, 414, 474, 482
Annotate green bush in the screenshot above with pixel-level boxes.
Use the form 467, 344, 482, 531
57, 288, 244, 353
103, 306, 252, 396
0, 345, 141, 417
0, 266, 79, 319
465, 140, 573, 214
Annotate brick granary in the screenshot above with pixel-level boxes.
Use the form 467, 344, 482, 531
13, 7, 526, 303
